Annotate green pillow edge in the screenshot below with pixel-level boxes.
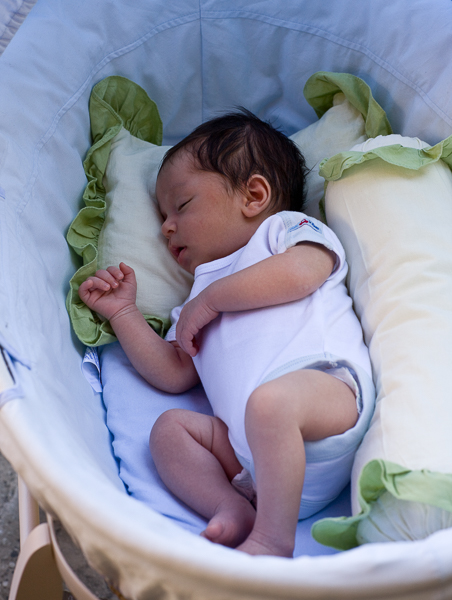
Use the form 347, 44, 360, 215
66, 75, 168, 347
303, 71, 393, 220
319, 135, 452, 182
311, 460, 452, 551
303, 71, 393, 139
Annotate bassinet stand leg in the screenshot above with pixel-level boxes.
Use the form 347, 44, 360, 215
46, 514, 102, 600
8, 478, 101, 600
8, 477, 63, 600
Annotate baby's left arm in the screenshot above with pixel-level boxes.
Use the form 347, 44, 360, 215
176, 242, 335, 356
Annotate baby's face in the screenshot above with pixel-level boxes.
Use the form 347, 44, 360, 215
156, 151, 251, 274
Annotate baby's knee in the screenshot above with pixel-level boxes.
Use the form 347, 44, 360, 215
149, 408, 186, 452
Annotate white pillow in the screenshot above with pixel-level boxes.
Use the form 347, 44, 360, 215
290, 92, 366, 220
98, 127, 194, 321
314, 133, 452, 547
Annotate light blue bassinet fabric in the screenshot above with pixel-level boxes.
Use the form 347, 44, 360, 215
1, 1, 452, 599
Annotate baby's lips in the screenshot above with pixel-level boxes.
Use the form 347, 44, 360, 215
168, 244, 181, 259
169, 244, 187, 265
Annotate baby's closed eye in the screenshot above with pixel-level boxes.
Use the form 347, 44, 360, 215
178, 198, 192, 211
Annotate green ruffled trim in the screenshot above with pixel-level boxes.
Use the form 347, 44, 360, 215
66, 76, 166, 347
319, 134, 452, 182
303, 71, 393, 139
303, 72, 393, 219
312, 460, 452, 550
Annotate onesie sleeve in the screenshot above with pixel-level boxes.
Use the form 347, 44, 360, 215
273, 211, 346, 277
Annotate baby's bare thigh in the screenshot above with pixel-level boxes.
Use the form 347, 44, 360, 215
248, 369, 358, 442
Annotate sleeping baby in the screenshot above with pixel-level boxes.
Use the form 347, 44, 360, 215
79, 109, 375, 557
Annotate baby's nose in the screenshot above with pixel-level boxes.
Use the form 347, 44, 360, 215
161, 217, 174, 238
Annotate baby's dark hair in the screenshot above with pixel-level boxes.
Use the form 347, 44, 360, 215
159, 109, 308, 213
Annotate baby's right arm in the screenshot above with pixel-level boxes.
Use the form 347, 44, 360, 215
78, 263, 199, 393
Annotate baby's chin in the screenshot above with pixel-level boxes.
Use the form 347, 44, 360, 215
174, 251, 197, 275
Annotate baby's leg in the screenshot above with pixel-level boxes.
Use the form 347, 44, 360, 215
237, 369, 358, 557
150, 409, 255, 547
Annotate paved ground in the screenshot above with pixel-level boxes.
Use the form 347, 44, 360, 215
0, 452, 19, 600
0, 452, 115, 600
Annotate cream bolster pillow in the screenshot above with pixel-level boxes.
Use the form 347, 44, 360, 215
311, 134, 452, 550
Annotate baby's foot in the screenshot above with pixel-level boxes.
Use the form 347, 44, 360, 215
236, 531, 294, 557
200, 496, 255, 548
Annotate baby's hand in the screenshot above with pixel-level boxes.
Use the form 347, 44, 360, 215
176, 292, 219, 357
78, 263, 137, 321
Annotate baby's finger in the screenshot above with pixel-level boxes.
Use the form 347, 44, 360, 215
78, 279, 94, 302
93, 269, 120, 289
177, 329, 197, 357
181, 341, 196, 357
85, 275, 113, 292
119, 262, 135, 277
184, 337, 199, 357
191, 338, 200, 356
106, 265, 125, 282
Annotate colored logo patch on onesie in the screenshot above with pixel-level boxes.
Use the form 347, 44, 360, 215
288, 218, 321, 233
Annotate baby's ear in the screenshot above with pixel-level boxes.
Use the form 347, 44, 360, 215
242, 174, 272, 217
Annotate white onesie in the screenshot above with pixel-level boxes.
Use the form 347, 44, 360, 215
167, 211, 375, 518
